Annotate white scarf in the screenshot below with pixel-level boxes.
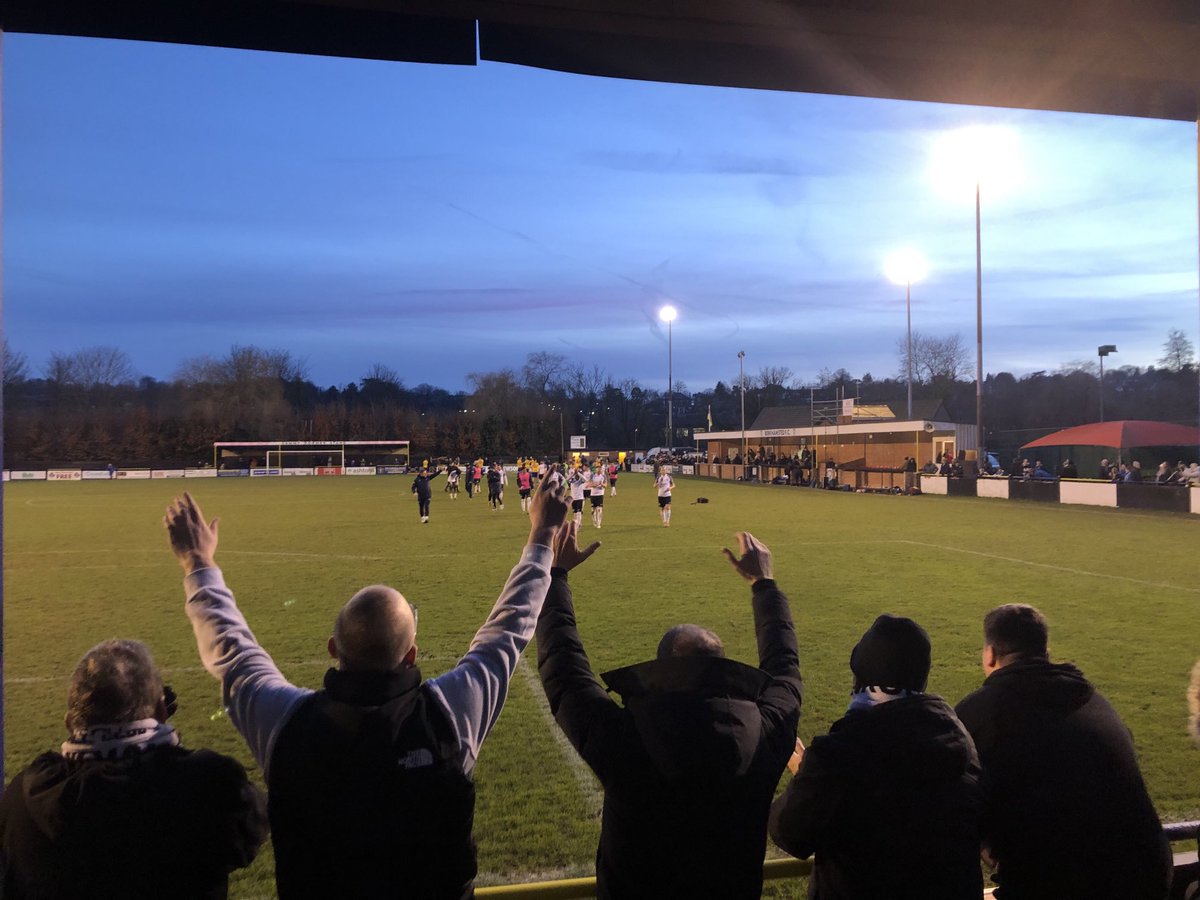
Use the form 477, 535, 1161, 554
61, 719, 180, 761
847, 686, 920, 713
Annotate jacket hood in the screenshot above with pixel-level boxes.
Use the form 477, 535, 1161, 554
829, 694, 977, 779
987, 658, 1094, 711
601, 656, 771, 781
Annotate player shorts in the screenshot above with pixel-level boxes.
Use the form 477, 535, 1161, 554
519, 489, 531, 498
590, 495, 604, 508
572, 499, 584, 513
658, 495, 671, 508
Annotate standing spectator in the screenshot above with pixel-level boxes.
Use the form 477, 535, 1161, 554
536, 530, 801, 899
956, 604, 1170, 900
904, 455, 918, 491
1096, 457, 1110, 479
163, 485, 569, 899
770, 615, 982, 899
1058, 458, 1078, 478
410, 465, 440, 523
0, 640, 268, 898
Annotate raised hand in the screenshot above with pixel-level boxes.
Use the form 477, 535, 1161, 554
553, 521, 601, 572
164, 492, 220, 575
721, 531, 774, 584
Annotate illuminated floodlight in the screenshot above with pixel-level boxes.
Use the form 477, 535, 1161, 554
658, 304, 678, 323
885, 248, 929, 287
930, 125, 1021, 198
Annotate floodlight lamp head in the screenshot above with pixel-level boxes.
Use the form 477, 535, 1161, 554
884, 248, 929, 287
1098, 344, 1117, 356
738, 350, 746, 359
658, 305, 678, 323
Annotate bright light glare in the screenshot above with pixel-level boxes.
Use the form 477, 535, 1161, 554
884, 248, 929, 286
658, 304, 678, 323
930, 125, 1021, 198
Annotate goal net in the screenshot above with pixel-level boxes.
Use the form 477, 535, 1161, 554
213, 440, 410, 474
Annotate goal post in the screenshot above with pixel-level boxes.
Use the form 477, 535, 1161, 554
212, 440, 410, 473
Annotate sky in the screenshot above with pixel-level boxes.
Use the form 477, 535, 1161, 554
3, 33, 1198, 393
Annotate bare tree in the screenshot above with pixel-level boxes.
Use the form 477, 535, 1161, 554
897, 332, 970, 384
45, 346, 136, 388
3, 340, 29, 384
361, 363, 403, 390
521, 351, 568, 399
756, 366, 795, 389
1158, 328, 1196, 372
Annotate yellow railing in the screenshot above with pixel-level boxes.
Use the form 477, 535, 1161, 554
475, 858, 812, 898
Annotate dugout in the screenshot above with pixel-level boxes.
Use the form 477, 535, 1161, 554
697, 400, 978, 490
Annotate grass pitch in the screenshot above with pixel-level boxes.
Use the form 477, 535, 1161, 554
5, 474, 1199, 898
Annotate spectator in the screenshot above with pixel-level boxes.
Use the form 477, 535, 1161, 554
1096, 457, 1110, 479
1183, 461, 1200, 485
1032, 460, 1055, 480
0, 639, 268, 898
956, 604, 1170, 900
163, 482, 569, 899
769, 615, 982, 899
922, 459, 939, 474
536, 530, 801, 899
1125, 460, 1144, 482
1154, 461, 1172, 484
1058, 458, 1078, 479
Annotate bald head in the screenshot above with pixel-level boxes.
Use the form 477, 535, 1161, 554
656, 624, 725, 660
332, 585, 416, 672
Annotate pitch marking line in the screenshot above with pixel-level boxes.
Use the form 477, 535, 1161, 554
898, 539, 1200, 595
515, 656, 604, 818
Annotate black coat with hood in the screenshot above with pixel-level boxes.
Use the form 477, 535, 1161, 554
768, 694, 983, 899
0, 744, 267, 900
535, 570, 802, 900
955, 658, 1171, 900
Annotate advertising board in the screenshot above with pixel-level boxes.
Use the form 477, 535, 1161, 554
377, 465, 409, 475
151, 470, 186, 479
185, 469, 219, 478
281, 468, 314, 476
315, 466, 342, 476
345, 466, 377, 475
48, 470, 83, 481
117, 470, 152, 480
250, 468, 282, 477
217, 469, 250, 477
9, 471, 47, 481
81, 470, 113, 480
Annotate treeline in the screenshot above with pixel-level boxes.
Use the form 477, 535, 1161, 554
1, 335, 1197, 466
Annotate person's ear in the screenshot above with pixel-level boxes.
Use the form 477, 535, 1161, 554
327, 636, 338, 660
402, 644, 418, 668
982, 644, 999, 672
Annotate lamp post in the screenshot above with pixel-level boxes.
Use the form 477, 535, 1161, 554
885, 249, 929, 420
738, 350, 746, 463
1098, 344, 1117, 422
932, 125, 1019, 461
659, 305, 677, 447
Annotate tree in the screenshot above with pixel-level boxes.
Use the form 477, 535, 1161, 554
897, 332, 970, 384
1158, 328, 1196, 372
2, 340, 29, 384
45, 346, 136, 388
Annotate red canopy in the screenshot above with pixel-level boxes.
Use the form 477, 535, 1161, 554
1021, 420, 1200, 450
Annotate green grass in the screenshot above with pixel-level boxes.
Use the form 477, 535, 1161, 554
5, 475, 1200, 898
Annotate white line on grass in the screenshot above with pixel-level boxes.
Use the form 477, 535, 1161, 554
898, 540, 1200, 594
515, 657, 604, 818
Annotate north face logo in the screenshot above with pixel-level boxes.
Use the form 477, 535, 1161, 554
397, 748, 435, 769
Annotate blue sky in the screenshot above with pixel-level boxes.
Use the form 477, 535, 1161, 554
4, 33, 1198, 392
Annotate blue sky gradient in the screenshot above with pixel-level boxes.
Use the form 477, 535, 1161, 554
4, 34, 1197, 391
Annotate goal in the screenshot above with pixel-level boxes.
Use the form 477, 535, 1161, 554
213, 440, 410, 473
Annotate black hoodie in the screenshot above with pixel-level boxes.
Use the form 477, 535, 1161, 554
956, 658, 1171, 900
536, 571, 802, 900
769, 694, 983, 899
0, 744, 267, 899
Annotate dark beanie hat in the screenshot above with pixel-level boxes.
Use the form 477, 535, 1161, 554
850, 614, 931, 691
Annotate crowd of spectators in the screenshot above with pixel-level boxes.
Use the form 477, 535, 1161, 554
0, 475, 1183, 898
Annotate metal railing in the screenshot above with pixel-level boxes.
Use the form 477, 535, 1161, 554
476, 823, 1200, 899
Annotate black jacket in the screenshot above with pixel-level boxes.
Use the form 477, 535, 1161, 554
268, 667, 477, 900
769, 694, 983, 900
411, 471, 439, 500
536, 572, 802, 900
0, 743, 267, 899
956, 659, 1171, 900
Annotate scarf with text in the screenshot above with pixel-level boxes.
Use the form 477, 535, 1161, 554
61, 719, 180, 761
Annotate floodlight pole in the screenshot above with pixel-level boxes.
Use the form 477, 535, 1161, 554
738, 350, 746, 463
975, 178, 984, 460
0, 27, 7, 790
666, 316, 673, 447
1098, 344, 1117, 422
906, 279, 913, 420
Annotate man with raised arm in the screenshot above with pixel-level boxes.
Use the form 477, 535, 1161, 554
536, 528, 802, 899
164, 475, 569, 900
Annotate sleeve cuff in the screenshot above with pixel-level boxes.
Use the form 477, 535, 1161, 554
521, 543, 554, 570
184, 566, 226, 598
